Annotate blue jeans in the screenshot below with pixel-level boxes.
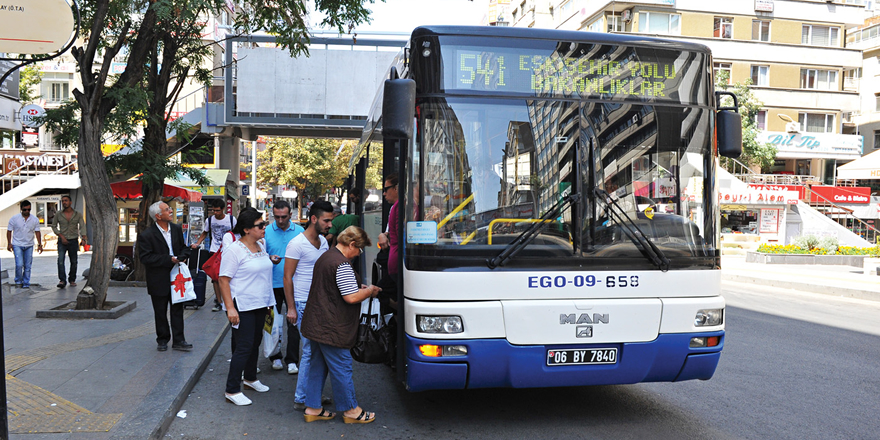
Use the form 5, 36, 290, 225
293, 301, 310, 403
57, 239, 78, 283
13, 245, 34, 287
304, 340, 358, 412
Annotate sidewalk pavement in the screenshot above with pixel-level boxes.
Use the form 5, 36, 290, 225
1, 250, 877, 439
1, 250, 229, 440
721, 255, 880, 302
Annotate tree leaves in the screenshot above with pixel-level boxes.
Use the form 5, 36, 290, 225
715, 71, 778, 172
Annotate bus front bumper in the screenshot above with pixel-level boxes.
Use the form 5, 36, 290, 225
404, 331, 724, 392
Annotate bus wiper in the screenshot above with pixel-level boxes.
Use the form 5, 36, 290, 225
487, 193, 578, 270
593, 188, 670, 272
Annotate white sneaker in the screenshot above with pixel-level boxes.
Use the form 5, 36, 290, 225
226, 392, 252, 406
287, 363, 299, 375
272, 359, 284, 370
243, 379, 270, 393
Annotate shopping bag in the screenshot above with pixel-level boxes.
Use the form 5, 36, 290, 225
261, 305, 283, 358
170, 263, 197, 304
350, 298, 391, 364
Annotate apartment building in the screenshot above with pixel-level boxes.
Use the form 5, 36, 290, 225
848, 16, 880, 152
500, 0, 871, 183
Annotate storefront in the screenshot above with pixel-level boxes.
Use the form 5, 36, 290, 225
111, 181, 202, 255
719, 187, 799, 243
757, 131, 863, 184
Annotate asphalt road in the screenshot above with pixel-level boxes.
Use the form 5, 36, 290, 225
166, 282, 880, 439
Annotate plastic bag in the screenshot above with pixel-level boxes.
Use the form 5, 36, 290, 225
261, 305, 283, 358
170, 263, 197, 304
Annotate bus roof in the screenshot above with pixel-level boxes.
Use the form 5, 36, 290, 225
411, 25, 712, 55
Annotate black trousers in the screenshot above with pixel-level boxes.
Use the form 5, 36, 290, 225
269, 287, 301, 365
226, 306, 267, 394
150, 294, 185, 345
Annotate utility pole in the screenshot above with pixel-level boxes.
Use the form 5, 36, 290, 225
251, 140, 257, 209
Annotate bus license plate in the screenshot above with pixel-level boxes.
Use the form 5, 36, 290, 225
546, 348, 618, 366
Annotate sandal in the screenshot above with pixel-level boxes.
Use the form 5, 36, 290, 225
343, 409, 376, 424
303, 408, 335, 422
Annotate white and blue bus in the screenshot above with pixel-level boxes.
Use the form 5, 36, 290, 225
350, 26, 742, 392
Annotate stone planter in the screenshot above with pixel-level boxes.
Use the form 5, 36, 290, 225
745, 252, 868, 268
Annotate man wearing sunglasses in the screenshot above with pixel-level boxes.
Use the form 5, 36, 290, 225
7, 200, 42, 288
264, 200, 304, 374
191, 199, 236, 311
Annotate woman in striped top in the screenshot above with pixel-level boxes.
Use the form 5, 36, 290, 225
299, 226, 381, 424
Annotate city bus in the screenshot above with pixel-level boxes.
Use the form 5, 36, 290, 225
349, 25, 742, 392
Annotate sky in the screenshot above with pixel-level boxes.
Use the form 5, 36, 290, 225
311, 0, 491, 35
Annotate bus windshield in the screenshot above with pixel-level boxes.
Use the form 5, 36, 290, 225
406, 97, 714, 270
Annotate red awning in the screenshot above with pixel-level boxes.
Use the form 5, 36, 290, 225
111, 181, 202, 202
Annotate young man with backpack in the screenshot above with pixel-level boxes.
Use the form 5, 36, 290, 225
191, 199, 236, 311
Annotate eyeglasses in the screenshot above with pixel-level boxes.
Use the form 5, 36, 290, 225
254, 222, 267, 229
383, 185, 396, 193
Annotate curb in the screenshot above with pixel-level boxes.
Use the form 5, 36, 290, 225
722, 274, 880, 302
149, 320, 230, 440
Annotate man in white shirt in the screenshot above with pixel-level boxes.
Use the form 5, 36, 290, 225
191, 199, 236, 311
6, 200, 42, 288
283, 200, 334, 411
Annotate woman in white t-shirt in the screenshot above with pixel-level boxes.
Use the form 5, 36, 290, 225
217, 209, 281, 406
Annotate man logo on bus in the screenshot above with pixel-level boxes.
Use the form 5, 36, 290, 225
560, 313, 609, 325
576, 326, 593, 338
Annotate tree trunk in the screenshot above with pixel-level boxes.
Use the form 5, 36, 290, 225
78, 116, 119, 310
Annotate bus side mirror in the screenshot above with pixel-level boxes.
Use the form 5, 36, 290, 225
383, 79, 416, 139
715, 91, 742, 158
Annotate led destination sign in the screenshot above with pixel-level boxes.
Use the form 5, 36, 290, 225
444, 45, 705, 105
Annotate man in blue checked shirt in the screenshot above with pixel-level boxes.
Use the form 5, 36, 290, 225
264, 200, 305, 374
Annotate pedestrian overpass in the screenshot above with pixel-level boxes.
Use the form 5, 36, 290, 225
206, 34, 406, 140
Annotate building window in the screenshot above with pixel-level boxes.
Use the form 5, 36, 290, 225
752, 20, 770, 41
751, 65, 769, 86
637, 12, 680, 35
607, 14, 623, 32
48, 82, 69, 103
586, 18, 603, 33
756, 110, 767, 130
802, 25, 839, 47
798, 113, 835, 133
800, 69, 838, 90
714, 62, 732, 84
875, 94, 880, 112
874, 130, 880, 149
714, 17, 733, 39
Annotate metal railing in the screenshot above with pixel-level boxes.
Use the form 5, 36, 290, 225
805, 186, 879, 245
168, 86, 206, 121
0, 154, 78, 196
735, 173, 821, 186
725, 158, 756, 177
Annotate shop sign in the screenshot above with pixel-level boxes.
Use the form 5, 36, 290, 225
755, 0, 773, 12
40, 63, 76, 73
21, 131, 38, 146
810, 186, 870, 205
748, 184, 805, 200
184, 186, 225, 197
2, 152, 71, 171
721, 204, 748, 211
0, 97, 21, 131
759, 209, 780, 233
757, 131, 863, 159
719, 188, 799, 205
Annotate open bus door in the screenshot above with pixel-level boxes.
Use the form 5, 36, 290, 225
382, 77, 415, 383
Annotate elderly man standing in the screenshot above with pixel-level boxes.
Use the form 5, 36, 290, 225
7, 200, 42, 289
52, 195, 88, 288
137, 201, 192, 352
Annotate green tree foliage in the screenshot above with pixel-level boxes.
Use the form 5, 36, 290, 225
44, 0, 377, 307
18, 65, 42, 103
715, 71, 777, 172
257, 138, 357, 216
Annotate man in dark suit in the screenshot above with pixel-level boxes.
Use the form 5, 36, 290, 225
137, 201, 192, 352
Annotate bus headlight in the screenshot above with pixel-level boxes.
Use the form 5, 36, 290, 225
694, 309, 723, 327
417, 315, 463, 333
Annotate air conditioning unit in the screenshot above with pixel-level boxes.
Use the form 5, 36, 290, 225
621, 9, 633, 22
